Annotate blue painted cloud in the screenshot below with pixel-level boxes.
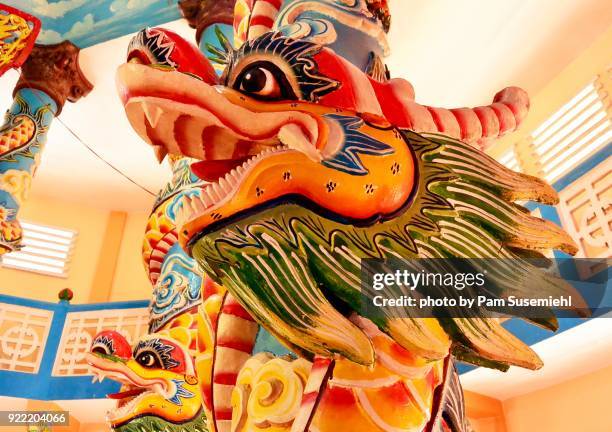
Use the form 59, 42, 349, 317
29, 0, 86, 19
5, 0, 183, 48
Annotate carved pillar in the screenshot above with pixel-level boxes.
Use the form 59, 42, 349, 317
0, 41, 93, 254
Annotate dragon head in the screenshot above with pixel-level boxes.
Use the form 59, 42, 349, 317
119, 5, 580, 375
86, 330, 206, 432
118, 29, 418, 247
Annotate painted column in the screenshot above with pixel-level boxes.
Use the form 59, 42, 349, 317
0, 41, 92, 253
0, 89, 55, 253
179, 0, 236, 71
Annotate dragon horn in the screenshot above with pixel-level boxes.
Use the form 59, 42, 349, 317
375, 79, 530, 149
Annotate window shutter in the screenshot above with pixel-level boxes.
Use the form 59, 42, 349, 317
0, 221, 77, 277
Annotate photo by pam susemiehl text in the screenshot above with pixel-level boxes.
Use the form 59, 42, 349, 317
359, 258, 609, 319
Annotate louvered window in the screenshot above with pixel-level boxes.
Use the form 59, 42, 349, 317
530, 82, 611, 183
0, 221, 77, 277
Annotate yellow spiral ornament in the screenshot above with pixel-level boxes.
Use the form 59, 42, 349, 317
232, 353, 312, 432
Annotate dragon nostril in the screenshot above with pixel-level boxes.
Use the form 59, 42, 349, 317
92, 346, 108, 355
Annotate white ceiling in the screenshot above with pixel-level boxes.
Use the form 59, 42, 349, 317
0, 0, 609, 212
387, 0, 611, 107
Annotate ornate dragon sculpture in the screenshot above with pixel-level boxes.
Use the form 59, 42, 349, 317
87, 1, 581, 431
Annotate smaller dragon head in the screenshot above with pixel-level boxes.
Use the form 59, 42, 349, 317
86, 330, 206, 432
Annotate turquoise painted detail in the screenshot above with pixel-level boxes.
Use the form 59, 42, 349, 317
276, 0, 387, 71
149, 243, 203, 332
200, 24, 234, 76
253, 327, 293, 357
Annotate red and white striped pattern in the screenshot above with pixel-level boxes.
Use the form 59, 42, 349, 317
290, 357, 334, 432
233, 0, 254, 47
211, 293, 259, 432
248, 0, 283, 40
372, 79, 530, 150
147, 231, 178, 283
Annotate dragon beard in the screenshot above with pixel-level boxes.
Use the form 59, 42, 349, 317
190, 130, 579, 371
112, 414, 208, 432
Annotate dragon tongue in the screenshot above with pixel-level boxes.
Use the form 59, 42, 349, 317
107, 387, 147, 400
191, 158, 248, 182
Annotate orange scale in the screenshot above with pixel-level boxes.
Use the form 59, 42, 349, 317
373, 335, 431, 369
313, 385, 383, 432
332, 356, 398, 383
359, 381, 429, 431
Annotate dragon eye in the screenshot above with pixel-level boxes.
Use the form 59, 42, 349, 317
232, 61, 296, 101
238, 66, 280, 97
136, 351, 162, 369
132, 337, 183, 371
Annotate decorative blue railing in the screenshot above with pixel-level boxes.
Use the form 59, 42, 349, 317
0, 294, 148, 400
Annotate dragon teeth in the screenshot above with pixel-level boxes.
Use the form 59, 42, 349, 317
210, 184, 223, 201
193, 197, 206, 212
219, 177, 231, 193
142, 102, 163, 128
227, 170, 238, 186
175, 202, 189, 227
189, 196, 200, 212
172, 144, 292, 226
201, 190, 214, 207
